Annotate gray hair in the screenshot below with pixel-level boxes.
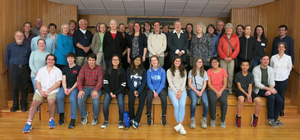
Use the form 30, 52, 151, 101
216, 20, 224, 26
193, 22, 206, 34
60, 23, 70, 34
35, 17, 43, 22
110, 19, 117, 25
224, 23, 234, 29
79, 19, 88, 25
14, 31, 24, 37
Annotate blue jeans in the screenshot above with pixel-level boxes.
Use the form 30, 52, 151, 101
258, 90, 283, 120
105, 60, 111, 69
103, 92, 124, 121
56, 87, 79, 119
188, 89, 209, 118
77, 87, 102, 119
253, 56, 261, 67
31, 77, 37, 94
168, 90, 187, 124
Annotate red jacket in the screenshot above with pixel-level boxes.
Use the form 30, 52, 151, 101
218, 33, 240, 60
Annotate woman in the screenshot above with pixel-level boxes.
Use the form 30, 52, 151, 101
91, 22, 107, 71
29, 38, 50, 93
188, 57, 209, 129
128, 22, 147, 64
218, 23, 240, 94
69, 20, 77, 37
270, 42, 292, 116
206, 24, 219, 57
167, 56, 187, 135
127, 21, 134, 35
119, 23, 129, 70
147, 56, 167, 126
23, 22, 36, 46
126, 55, 147, 129
253, 25, 268, 67
190, 22, 212, 70
143, 21, 152, 69
103, 19, 124, 68
54, 23, 75, 70
236, 24, 245, 37
238, 25, 255, 71
101, 55, 126, 129
207, 57, 228, 128
186, 23, 194, 69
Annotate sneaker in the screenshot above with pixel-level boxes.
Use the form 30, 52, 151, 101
59, 113, 65, 125
269, 119, 278, 127
190, 118, 196, 129
210, 119, 216, 127
179, 125, 187, 135
68, 119, 76, 129
132, 121, 139, 129
81, 112, 89, 125
23, 124, 32, 133
118, 121, 124, 129
147, 114, 153, 126
101, 121, 109, 129
276, 120, 285, 126
10, 107, 19, 112
251, 114, 258, 127
201, 118, 207, 129
235, 115, 241, 127
174, 124, 182, 132
161, 114, 166, 126
49, 119, 56, 129
91, 118, 98, 126
228, 89, 233, 95
220, 121, 226, 128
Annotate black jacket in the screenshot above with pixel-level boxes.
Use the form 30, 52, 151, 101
238, 36, 256, 60
103, 31, 125, 60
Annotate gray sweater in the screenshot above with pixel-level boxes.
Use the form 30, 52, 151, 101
252, 65, 275, 94
167, 69, 187, 92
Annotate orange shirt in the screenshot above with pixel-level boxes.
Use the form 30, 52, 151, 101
207, 68, 228, 91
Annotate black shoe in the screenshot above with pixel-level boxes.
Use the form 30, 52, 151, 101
21, 107, 27, 112
279, 111, 284, 116
161, 114, 166, 126
147, 114, 153, 126
68, 119, 76, 129
10, 107, 19, 112
59, 113, 65, 125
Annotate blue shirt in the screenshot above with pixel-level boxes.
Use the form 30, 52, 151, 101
54, 34, 75, 65
5, 42, 31, 67
31, 36, 55, 54
271, 36, 294, 64
147, 66, 166, 94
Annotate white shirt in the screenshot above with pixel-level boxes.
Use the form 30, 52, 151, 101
270, 54, 292, 81
47, 33, 58, 42
35, 66, 62, 96
79, 28, 86, 34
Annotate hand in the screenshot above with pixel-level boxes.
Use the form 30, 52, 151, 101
247, 94, 252, 103
178, 51, 183, 56
197, 91, 203, 97
127, 58, 131, 64
228, 57, 232, 62
265, 91, 271, 96
224, 57, 229, 62
45, 90, 51, 96
78, 90, 85, 99
83, 47, 88, 53
91, 91, 99, 99
122, 51, 126, 56
153, 91, 158, 98
207, 58, 210, 63
41, 91, 48, 97
142, 56, 146, 62
134, 91, 138, 97
110, 92, 116, 98
156, 54, 159, 57
216, 91, 221, 99
64, 88, 70, 95
270, 88, 277, 94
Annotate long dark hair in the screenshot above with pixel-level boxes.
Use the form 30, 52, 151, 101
254, 25, 266, 40
133, 22, 142, 36
108, 55, 123, 75
206, 24, 216, 35
170, 56, 186, 78
130, 55, 144, 76
186, 23, 194, 39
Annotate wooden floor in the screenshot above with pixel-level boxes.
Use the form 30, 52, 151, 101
1, 118, 300, 140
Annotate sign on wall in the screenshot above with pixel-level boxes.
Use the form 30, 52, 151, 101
127, 17, 179, 25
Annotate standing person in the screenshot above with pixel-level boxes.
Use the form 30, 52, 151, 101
47, 23, 58, 47
207, 57, 228, 128
163, 24, 171, 70
236, 25, 245, 38
127, 22, 147, 65
69, 20, 77, 37
235, 60, 262, 127
77, 53, 103, 126
23, 54, 62, 133
126, 56, 147, 129
168, 20, 188, 64
185, 23, 194, 70
190, 22, 212, 70
73, 19, 93, 67
127, 21, 134, 35
253, 25, 268, 67
146, 56, 168, 126
23, 22, 36, 46
270, 42, 292, 116
215, 20, 225, 38
271, 25, 294, 64
119, 23, 130, 70
5, 31, 31, 112
31, 26, 55, 54
101, 55, 126, 129
237, 25, 255, 71
143, 21, 152, 69
218, 23, 240, 94
206, 24, 219, 58
91, 22, 107, 71
147, 21, 167, 67
56, 52, 81, 128
29, 38, 50, 95
54, 23, 75, 70
167, 56, 187, 135
253, 55, 284, 127
103, 19, 124, 68
31, 17, 42, 36
188, 57, 209, 129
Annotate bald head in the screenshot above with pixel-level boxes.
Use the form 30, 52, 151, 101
39, 25, 48, 39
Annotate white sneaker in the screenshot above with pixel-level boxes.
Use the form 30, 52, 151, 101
174, 124, 182, 132
179, 125, 187, 135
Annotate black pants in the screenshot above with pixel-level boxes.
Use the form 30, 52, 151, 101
258, 90, 283, 120
275, 79, 288, 111
147, 88, 167, 115
9, 65, 30, 109
128, 89, 147, 123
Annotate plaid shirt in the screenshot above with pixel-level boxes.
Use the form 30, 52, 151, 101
77, 64, 103, 91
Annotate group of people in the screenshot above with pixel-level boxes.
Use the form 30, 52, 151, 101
4, 17, 294, 135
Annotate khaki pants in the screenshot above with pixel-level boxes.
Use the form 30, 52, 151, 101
220, 60, 234, 90
96, 52, 106, 72
76, 56, 87, 67
33, 92, 58, 103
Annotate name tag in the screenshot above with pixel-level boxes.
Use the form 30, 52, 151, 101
261, 43, 266, 46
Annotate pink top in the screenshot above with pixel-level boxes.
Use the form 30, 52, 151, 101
111, 33, 117, 39
207, 68, 228, 91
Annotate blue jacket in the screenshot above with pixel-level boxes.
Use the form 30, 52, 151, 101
147, 66, 166, 94
211, 34, 219, 57
126, 68, 147, 94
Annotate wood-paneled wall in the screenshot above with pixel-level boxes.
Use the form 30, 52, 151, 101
0, 0, 77, 110
231, 0, 300, 112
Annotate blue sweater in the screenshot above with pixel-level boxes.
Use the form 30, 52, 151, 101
126, 68, 147, 94
147, 66, 166, 94
54, 34, 75, 65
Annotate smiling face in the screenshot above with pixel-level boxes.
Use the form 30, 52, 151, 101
236, 26, 244, 36
49, 25, 56, 34
151, 57, 159, 68
79, 20, 87, 30
62, 24, 69, 34
216, 21, 224, 31
211, 59, 220, 68
69, 22, 76, 30
15, 32, 24, 44
225, 27, 233, 35
241, 61, 250, 72
46, 55, 55, 67
244, 26, 251, 36
174, 58, 181, 68
260, 56, 269, 67
279, 27, 287, 36
196, 24, 203, 34
153, 22, 160, 32
37, 40, 46, 50
40, 26, 48, 38
110, 20, 117, 31
100, 24, 106, 33
134, 23, 140, 33
163, 25, 169, 33
144, 23, 150, 31
112, 56, 120, 67
67, 56, 75, 65
23, 23, 31, 32
119, 24, 125, 33
208, 26, 215, 34
175, 21, 181, 32
186, 25, 193, 33
87, 57, 96, 68
278, 43, 286, 53
35, 18, 42, 28
256, 27, 263, 36
134, 57, 141, 67
195, 58, 203, 69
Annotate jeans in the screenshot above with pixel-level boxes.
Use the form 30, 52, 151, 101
128, 89, 147, 123
147, 88, 168, 115
77, 87, 102, 119
168, 90, 187, 124
103, 92, 124, 121
31, 77, 37, 94
105, 60, 111, 69
258, 90, 283, 120
56, 87, 79, 119
207, 90, 228, 122
275, 79, 289, 111
189, 89, 209, 118
253, 56, 261, 67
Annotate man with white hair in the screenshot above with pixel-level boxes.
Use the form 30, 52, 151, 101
31, 17, 42, 36
216, 20, 225, 38
5, 31, 31, 112
73, 19, 93, 66
30, 25, 55, 54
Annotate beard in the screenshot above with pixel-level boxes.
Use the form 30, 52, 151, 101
16, 39, 23, 43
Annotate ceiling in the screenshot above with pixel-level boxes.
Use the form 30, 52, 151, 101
47, 0, 275, 17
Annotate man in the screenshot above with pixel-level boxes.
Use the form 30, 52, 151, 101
252, 55, 284, 127
31, 25, 55, 54
5, 31, 31, 112
77, 53, 103, 126
215, 20, 225, 38
271, 25, 294, 64
148, 21, 167, 67
23, 54, 62, 133
73, 19, 93, 67
31, 17, 42, 36
47, 23, 58, 48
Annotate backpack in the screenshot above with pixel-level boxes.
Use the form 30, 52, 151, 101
123, 111, 130, 129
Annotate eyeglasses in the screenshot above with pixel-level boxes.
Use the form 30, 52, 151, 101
112, 59, 119, 61
196, 61, 203, 63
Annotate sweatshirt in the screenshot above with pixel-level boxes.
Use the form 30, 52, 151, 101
167, 69, 187, 92
147, 66, 166, 94
126, 68, 147, 94
103, 68, 126, 96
